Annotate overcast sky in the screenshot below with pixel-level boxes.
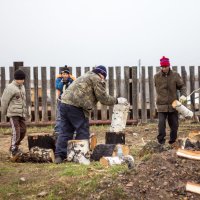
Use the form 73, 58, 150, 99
0, 0, 200, 68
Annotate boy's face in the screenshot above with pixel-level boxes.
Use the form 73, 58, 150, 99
161, 66, 170, 73
15, 80, 25, 85
62, 73, 69, 79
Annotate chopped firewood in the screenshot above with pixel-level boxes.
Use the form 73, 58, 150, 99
186, 182, 200, 194
176, 148, 200, 160
100, 156, 123, 167
90, 133, 97, 151
188, 130, 200, 141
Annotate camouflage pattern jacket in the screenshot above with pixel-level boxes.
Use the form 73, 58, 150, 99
61, 71, 117, 117
1, 80, 27, 118
154, 69, 187, 112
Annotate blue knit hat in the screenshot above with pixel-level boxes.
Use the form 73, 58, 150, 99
93, 65, 107, 79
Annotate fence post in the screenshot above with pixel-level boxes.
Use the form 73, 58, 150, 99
132, 67, 138, 121
33, 67, 39, 122
0, 67, 6, 122
148, 66, 155, 121
50, 67, 56, 121
76, 67, 81, 78
23, 67, 31, 121
181, 66, 187, 86
141, 66, 147, 123
189, 66, 195, 112
115, 66, 121, 97
124, 66, 130, 119
9, 67, 14, 83
198, 66, 200, 112
108, 67, 114, 120
41, 67, 48, 121
13, 61, 23, 71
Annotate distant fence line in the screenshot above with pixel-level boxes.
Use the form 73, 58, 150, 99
0, 64, 200, 124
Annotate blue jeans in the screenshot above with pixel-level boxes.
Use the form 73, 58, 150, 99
55, 103, 89, 159
54, 100, 61, 134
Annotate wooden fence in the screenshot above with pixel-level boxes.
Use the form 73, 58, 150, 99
0, 65, 199, 124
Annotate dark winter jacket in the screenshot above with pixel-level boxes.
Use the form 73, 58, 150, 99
61, 71, 117, 117
154, 69, 187, 112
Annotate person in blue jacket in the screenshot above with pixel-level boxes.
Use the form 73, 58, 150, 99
54, 68, 75, 137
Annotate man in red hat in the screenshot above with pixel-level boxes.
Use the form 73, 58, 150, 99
154, 56, 187, 146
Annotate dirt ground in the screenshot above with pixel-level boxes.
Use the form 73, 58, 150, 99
0, 122, 200, 199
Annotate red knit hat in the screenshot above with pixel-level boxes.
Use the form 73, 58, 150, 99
160, 56, 170, 67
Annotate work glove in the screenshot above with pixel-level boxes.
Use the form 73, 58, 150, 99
117, 97, 128, 105
179, 95, 187, 104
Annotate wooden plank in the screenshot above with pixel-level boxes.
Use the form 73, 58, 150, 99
23, 67, 31, 121
124, 66, 130, 119
181, 66, 187, 86
76, 67, 81, 78
198, 66, 200, 112
156, 66, 160, 73
189, 66, 195, 112
132, 67, 138, 120
172, 66, 177, 72
50, 67, 56, 121
92, 67, 98, 120
0, 67, 6, 122
108, 67, 114, 120
84, 67, 90, 73
13, 61, 23, 71
9, 67, 14, 83
115, 66, 121, 97
148, 66, 155, 121
141, 66, 147, 123
33, 67, 39, 122
41, 67, 48, 121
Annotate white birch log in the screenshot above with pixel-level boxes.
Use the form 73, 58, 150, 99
186, 182, 200, 194
110, 104, 130, 132
176, 148, 200, 160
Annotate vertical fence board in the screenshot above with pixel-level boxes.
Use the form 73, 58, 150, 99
13, 62, 23, 71
124, 66, 130, 119
148, 66, 155, 121
141, 67, 147, 123
108, 67, 114, 120
76, 67, 81, 78
50, 67, 56, 121
156, 67, 160, 73
23, 67, 31, 121
33, 67, 39, 122
172, 66, 177, 72
84, 67, 90, 73
198, 66, 200, 112
0, 67, 6, 122
189, 66, 195, 112
115, 66, 121, 97
41, 67, 48, 121
181, 66, 187, 86
9, 67, 14, 83
132, 67, 138, 121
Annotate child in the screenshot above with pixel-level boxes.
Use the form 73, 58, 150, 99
54, 67, 75, 136
1, 69, 27, 161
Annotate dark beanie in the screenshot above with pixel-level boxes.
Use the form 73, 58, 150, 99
14, 69, 26, 80
92, 65, 107, 79
62, 68, 70, 74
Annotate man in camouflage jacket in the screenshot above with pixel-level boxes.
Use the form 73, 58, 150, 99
154, 56, 187, 145
55, 65, 128, 164
1, 69, 27, 160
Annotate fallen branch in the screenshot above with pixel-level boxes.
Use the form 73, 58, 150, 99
186, 182, 200, 194
176, 148, 200, 160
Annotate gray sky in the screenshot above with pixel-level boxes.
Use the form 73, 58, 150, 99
0, 0, 200, 68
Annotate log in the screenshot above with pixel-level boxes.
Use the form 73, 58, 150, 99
28, 134, 55, 151
90, 133, 97, 151
67, 140, 90, 165
90, 144, 129, 161
110, 104, 130, 133
176, 148, 200, 160
105, 132, 125, 144
186, 182, 200, 194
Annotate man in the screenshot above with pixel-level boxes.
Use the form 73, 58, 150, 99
54, 67, 75, 136
154, 56, 187, 145
55, 65, 128, 163
1, 69, 27, 161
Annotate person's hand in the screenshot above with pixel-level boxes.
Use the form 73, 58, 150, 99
179, 95, 187, 104
117, 97, 128, 105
